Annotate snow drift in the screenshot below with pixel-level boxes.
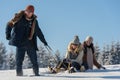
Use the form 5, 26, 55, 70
0, 64, 120, 80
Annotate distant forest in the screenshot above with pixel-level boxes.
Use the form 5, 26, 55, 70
0, 41, 120, 70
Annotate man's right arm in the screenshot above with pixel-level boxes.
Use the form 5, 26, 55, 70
5, 23, 12, 40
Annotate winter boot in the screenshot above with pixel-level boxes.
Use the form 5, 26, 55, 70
16, 70, 23, 76
33, 68, 40, 76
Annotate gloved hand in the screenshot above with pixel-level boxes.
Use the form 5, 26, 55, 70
101, 66, 106, 69
6, 33, 11, 40
100, 66, 106, 70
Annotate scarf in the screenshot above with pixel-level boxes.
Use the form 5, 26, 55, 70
87, 48, 93, 69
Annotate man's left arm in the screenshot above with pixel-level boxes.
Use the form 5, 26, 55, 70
35, 20, 48, 46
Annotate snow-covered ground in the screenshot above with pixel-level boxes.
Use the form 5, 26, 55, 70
0, 65, 120, 80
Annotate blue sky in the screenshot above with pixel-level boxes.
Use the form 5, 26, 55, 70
0, 0, 120, 55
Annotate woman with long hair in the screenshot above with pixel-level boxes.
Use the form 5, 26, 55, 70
49, 35, 85, 73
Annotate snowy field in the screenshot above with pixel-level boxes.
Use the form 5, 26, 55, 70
0, 65, 120, 80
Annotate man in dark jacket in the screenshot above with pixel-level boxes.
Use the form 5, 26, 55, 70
6, 5, 48, 76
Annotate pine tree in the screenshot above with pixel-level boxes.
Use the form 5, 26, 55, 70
101, 46, 106, 65
54, 50, 61, 62
7, 53, 16, 69
100, 41, 120, 65
94, 43, 101, 60
23, 53, 32, 69
37, 46, 53, 68
5, 49, 16, 70
112, 41, 120, 64
102, 45, 110, 65
116, 41, 120, 64
0, 42, 7, 70
109, 42, 115, 65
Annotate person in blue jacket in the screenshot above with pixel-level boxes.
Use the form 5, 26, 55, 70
6, 5, 48, 76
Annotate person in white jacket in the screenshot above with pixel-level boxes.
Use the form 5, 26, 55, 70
65, 35, 85, 73
49, 35, 85, 73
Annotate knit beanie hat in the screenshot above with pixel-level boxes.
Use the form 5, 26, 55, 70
85, 36, 93, 42
25, 5, 34, 13
71, 35, 80, 44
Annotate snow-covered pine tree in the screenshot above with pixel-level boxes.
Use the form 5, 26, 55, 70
23, 53, 32, 69
37, 46, 53, 68
115, 41, 120, 64
0, 42, 7, 70
101, 46, 106, 65
46, 50, 62, 68
54, 50, 61, 62
97, 53, 103, 65
109, 41, 115, 65
112, 41, 120, 64
102, 45, 110, 65
7, 52, 16, 69
94, 43, 101, 60
100, 41, 120, 65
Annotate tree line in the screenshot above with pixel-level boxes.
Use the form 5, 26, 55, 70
95, 41, 120, 65
0, 42, 62, 70
0, 41, 120, 70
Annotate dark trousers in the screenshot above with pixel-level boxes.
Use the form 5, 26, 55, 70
71, 62, 81, 70
16, 47, 39, 75
56, 60, 69, 70
82, 62, 89, 70
56, 59, 81, 71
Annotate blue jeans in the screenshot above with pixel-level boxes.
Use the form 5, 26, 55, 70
16, 47, 39, 75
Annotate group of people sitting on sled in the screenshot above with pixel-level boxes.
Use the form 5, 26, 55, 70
49, 35, 106, 73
